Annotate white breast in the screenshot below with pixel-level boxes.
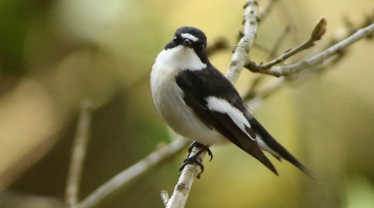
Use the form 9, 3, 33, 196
150, 46, 226, 145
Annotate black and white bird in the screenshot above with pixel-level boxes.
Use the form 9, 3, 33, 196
151, 26, 314, 177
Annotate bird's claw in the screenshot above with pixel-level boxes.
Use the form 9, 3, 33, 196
179, 154, 204, 174
187, 141, 213, 161
179, 141, 213, 177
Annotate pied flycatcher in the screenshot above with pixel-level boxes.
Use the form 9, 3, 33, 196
151, 26, 313, 177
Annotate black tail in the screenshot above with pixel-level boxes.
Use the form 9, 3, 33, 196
237, 139, 279, 176
249, 118, 316, 179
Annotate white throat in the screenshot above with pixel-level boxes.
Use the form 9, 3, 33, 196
153, 45, 206, 71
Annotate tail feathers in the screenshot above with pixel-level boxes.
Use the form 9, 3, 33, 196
242, 126, 278, 176
249, 118, 316, 179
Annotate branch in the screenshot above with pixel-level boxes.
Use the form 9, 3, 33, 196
164, 147, 206, 208
164, 0, 261, 207
246, 17, 327, 71
161, 190, 169, 206
226, 0, 260, 84
244, 13, 374, 100
65, 100, 92, 207
262, 22, 374, 77
244, 21, 374, 104
73, 138, 188, 208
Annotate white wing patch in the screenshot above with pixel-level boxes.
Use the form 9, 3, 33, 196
181, 33, 199, 42
205, 96, 255, 140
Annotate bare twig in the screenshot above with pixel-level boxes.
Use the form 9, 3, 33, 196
262, 22, 374, 77
244, 13, 374, 101
73, 138, 188, 208
164, 1, 261, 207
65, 100, 92, 207
290, 13, 374, 79
246, 17, 327, 71
244, 16, 374, 105
161, 190, 170, 206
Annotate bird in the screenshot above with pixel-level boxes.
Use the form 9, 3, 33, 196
150, 26, 314, 177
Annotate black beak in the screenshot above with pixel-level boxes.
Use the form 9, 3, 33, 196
181, 39, 193, 48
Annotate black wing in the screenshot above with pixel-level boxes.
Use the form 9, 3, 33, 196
176, 67, 278, 175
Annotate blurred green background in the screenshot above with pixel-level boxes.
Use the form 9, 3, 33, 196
0, 0, 374, 207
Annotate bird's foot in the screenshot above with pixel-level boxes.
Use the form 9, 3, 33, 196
187, 141, 213, 161
180, 141, 213, 178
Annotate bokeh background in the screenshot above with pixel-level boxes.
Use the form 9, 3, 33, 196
1, 0, 374, 207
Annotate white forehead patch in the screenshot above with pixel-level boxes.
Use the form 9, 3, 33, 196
181, 33, 199, 42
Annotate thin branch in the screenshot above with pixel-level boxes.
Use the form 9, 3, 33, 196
65, 100, 92, 207
245, 18, 374, 105
226, 0, 260, 84
161, 190, 169, 206
73, 138, 188, 208
244, 13, 374, 100
262, 22, 374, 77
297, 12, 374, 77
164, 1, 261, 207
246, 17, 327, 71
322, 12, 374, 52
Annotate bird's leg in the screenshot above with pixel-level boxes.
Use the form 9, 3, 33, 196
179, 141, 213, 178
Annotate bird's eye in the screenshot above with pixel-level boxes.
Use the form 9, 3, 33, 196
173, 35, 183, 44
173, 36, 179, 43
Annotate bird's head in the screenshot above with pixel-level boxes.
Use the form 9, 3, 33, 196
165, 26, 207, 51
